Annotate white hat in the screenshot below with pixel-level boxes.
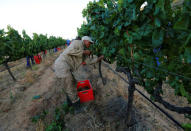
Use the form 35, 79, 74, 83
82, 36, 94, 43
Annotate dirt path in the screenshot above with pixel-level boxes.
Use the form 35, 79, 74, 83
0, 52, 62, 131
0, 65, 56, 131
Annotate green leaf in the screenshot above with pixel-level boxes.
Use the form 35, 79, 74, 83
118, 0, 123, 7
100, 32, 104, 39
175, 85, 180, 96
140, 24, 153, 37
185, 114, 191, 120
132, 8, 136, 20
102, 47, 107, 55
173, 16, 190, 30
98, 0, 104, 7
184, 33, 191, 47
157, 0, 165, 12
90, 25, 96, 31
128, 0, 133, 3
153, 0, 157, 3
182, 123, 191, 131
146, 71, 153, 79
184, 48, 191, 63
180, 85, 187, 97
111, 48, 116, 53
114, 26, 121, 36
69, 107, 74, 114
154, 18, 161, 27
119, 48, 126, 57
125, 21, 131, 26
187, 95, 191, 103
154, 7, 160, 16
124, 33, 133, 44
133, 52, 139, 60
152, 29, 164, 48
31, 115, 40, 123
62, 102, 69, 113
127, 35, 133, 44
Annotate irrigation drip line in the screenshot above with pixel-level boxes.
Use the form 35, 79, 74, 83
102, 62, 184, 130
119, 56, 191, 81
135, 89, 183, 129
102, 62, 129, 84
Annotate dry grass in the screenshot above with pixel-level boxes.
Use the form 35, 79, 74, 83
36, 120, 45, 131
24, 71, 36, 84
32, 65, 39, 71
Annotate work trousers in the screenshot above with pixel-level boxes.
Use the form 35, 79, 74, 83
55, 70, 79, 103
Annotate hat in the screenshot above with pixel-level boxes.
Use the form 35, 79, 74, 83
82, 36, 94, 43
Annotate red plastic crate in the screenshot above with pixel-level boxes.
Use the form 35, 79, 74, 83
34, 55, 41, 64
77, 80, 94, 103
81, 62, 86, 65
57, 48, 61, 51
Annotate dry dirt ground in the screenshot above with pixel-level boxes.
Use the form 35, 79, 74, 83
0, 50, 190, 131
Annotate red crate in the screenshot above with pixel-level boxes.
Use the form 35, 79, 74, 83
81, 62, 86, 65
34, 55, 41, 64
77, 80, 94, 103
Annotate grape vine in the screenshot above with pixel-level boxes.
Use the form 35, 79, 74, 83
0, 25, 66, 80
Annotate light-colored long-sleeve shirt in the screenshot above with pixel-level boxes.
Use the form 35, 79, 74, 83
54, 40, 97, 78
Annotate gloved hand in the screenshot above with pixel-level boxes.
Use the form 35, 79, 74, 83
97, 55, 104, 62
83, 50, 91, 56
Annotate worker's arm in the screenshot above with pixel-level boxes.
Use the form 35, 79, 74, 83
67, 42, 84, 56
97, 55, 104, 62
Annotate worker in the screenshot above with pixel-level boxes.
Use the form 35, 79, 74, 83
54, 36, 104, 110
66, 40, 71, 46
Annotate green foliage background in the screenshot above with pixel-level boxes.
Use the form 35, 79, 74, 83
0, 26, 66, 64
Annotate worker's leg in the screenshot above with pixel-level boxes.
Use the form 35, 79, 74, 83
54, 77, 67, 104
54, 75, 79, 103
54, 59, 79, 104
54, 76, 79, 105
63, 70, 79, 103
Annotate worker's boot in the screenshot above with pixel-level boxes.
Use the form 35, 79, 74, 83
72, 100, 84, 114
66, 95, 73, 107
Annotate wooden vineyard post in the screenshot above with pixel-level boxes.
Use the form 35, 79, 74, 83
126, 69, 135, 126
4, 62, 16, 81
116, 67, 136, 126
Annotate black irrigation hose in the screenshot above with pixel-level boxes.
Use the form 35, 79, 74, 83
135, 89, 184, 130
102, 62, 184, 130
99, 61, 106, 85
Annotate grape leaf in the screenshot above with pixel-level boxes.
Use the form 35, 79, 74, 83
152, 30, 164, 48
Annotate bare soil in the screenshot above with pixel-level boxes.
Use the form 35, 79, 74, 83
0, 51, 190, 131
